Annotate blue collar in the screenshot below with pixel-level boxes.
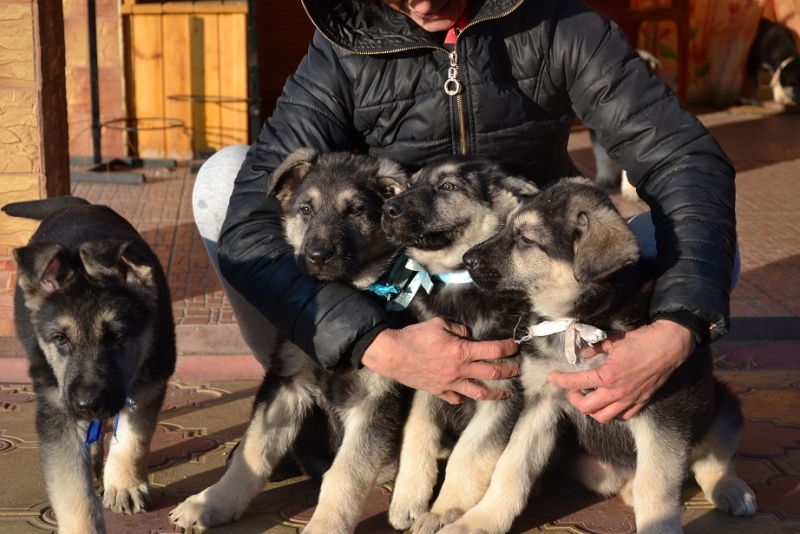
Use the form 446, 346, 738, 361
366, 254, 473, 311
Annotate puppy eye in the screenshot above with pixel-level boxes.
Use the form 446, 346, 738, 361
348, 204, 366, 215
51, 334, 69, 347
518, 234, 539, 247
439, 181, 457, 192
110, 330, 126, 342
298, 205, 312, 216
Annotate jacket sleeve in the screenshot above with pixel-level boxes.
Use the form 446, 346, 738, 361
552, 1, 737, 343
217, 32, 388, 372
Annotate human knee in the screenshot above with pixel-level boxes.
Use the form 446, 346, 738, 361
192, 144, 249, 241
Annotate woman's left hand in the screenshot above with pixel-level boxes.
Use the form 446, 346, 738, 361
548, 319, 696, 423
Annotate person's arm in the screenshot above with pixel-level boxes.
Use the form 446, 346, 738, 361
546, 2, 736, 421
217, 33, 520, 398
217, 32, 386, 372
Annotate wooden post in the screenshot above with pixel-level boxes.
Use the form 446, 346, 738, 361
0, 0, 69, 336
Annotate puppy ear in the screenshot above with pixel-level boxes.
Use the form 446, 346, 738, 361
269, 148, 318, 203
573, 208, 640, 283
80, 241, 155, 288
14, 243, 72, 296
372, 158, 410, 200
499, 175, 539, 198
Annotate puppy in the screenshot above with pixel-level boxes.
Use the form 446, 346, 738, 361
170, 149, 411, 534
440, 178, 757, 534
591, 50, 662, 203
3, 197, 176, 534
380, 156, 538, 532
746, 17, 800, 105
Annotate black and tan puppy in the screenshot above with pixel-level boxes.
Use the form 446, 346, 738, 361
433, 178, 757, 534
380, 156, 538, 532
3, 197, 176, 534
746, 17, 800, 105
170, 149, 411, 534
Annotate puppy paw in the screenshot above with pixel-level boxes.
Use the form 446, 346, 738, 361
169, 492, 243, 529
443, 507, 465, 524
411, 512, 446, 534
388, 498, 427, 530
710, 477, 757, 517
102, 480, 151, 514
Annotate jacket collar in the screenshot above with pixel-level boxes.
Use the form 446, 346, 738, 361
302, 0, 525, 53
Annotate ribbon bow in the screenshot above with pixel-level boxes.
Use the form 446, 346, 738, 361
518, 319, 607, 365
366, 255, 473, 311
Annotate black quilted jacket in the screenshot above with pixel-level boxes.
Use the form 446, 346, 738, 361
218, 0, 737, 372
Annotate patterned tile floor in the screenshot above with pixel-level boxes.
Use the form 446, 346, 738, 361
1, 370, 798, 533
1, 104, 799, 532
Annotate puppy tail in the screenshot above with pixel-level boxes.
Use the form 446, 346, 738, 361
2, 196, 91, 220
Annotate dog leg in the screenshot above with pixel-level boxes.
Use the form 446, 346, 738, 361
627, 415, 685, 534
430, 395, 560, 534
422, 397, 519, 530
690, 398, 757, 517
304, 390, 400, 534
39, 408, 106, 534
102, 387, 165, 514
389, 392, 443, 530
170, 374, 314, 529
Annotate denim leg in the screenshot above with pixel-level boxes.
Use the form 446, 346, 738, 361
193, 145, 279, 367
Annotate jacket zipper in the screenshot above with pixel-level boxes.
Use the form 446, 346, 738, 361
301, 0, 525, 157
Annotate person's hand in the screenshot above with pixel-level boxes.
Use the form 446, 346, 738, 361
548, 320, 695, 423
361, 317, 520, 404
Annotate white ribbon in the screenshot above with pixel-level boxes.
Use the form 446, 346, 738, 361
518, 319, 607, 365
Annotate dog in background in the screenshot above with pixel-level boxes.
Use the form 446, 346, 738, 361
746, 17, 800, 106
591, 50, 662, 204
380, 156, 538, 532
444, 178, 757, 534
170, 149, 412, 534
3, 197, 176, 534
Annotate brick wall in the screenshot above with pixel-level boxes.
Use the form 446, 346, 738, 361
0, 0, 69, 336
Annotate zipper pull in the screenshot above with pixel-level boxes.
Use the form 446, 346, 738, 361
444, 50, 461, 96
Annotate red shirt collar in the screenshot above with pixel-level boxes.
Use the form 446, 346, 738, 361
444, 6, 471, 44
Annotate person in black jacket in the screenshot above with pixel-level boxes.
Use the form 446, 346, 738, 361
192, 0, 738, 424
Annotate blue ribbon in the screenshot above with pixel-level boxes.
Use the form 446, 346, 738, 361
83, 396, 136, 448
365, 254, 474, 311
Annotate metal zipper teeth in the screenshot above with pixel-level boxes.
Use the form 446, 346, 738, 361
450, 0, 525, 154
301, 0, 526, 156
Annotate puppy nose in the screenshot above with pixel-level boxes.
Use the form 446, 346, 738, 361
463, 251, 479, 270
382, 201, 403, 219
73, 389, 106, 417
307, 243, 334, 265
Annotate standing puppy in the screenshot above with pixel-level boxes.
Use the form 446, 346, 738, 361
443, 178, 756, 534
170, 149, 411, 534
3, 197, 176, 534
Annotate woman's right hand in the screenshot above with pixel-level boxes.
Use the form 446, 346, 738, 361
361, 317, 520, 404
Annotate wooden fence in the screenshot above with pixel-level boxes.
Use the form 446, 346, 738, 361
121, 1, 249, 160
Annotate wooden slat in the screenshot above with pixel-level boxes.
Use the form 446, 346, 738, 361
218, 13, 249, 146
188, 12, 222, 154
162, 14, 193, 160
120, 2, 247, 15
128, 14, 165, 159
